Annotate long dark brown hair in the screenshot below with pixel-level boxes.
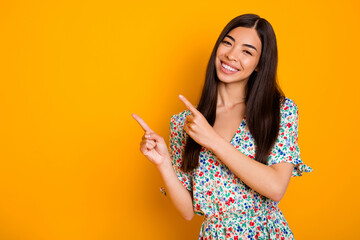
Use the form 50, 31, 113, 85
182, 13, 285, 172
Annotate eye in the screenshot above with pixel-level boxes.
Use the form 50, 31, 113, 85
244, 50, 252, 56
221, 40, 232, 46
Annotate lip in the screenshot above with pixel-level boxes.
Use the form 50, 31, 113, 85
220, 60, 240, 74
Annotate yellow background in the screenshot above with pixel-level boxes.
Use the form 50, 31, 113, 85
0, 0, 359, 239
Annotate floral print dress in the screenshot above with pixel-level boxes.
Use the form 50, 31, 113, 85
163, 97, 313, 240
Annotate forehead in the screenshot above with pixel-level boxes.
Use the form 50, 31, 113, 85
226, 27, 262, 49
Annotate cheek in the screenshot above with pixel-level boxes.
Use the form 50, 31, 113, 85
246, 58, 260, 70
215, 51, 223, 66
216, 45, 227, 57
215, 58, 220, 69
242, 59, 255, 69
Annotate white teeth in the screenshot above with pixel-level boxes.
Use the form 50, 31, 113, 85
221, 62, 238, 72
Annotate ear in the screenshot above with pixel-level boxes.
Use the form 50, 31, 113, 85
254, 67, 259, 72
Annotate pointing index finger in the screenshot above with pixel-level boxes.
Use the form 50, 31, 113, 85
131, 113, 154, 133
179, 94, 198, 116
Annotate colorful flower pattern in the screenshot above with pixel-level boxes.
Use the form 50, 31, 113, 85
165, 97, 313, 239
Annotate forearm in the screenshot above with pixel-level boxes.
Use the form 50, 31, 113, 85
208, 137, 287, 202
156, 158, 195, 221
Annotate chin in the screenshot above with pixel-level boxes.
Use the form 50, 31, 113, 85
217, 73, 250, 84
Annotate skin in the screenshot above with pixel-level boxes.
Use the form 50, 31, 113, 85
132, 26, 294, 221
132, 112, 195, 220
213, 26, 262, 142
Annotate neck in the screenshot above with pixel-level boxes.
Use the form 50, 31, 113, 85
217, 81, 247, 110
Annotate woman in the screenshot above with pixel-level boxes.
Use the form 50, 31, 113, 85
132, 13, 313, 239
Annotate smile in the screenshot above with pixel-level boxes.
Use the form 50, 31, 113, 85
221, 61, 239, 72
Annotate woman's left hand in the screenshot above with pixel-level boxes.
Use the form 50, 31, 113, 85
179, 94, 219, 150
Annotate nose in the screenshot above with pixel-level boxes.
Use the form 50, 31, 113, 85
225, 47, 239, 62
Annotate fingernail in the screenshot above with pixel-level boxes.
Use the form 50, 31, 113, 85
179, 94, 183, 99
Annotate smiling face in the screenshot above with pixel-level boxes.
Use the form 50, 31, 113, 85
215, 27, 262, 84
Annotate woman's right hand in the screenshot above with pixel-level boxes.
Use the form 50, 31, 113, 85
132, 113, 171, 167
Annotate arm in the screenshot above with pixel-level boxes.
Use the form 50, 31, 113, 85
156, 159, 195, 221
178, 95, 298, 202
208, 139, 293, 202
132, 113, 194, 221
206, 101, 300, 201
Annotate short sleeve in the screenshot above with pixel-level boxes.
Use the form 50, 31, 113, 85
267, 98, 313, 177
168, 113, 193, 191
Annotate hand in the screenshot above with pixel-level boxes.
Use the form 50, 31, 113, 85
179, 94, 219, 150
132, 113, 170, 167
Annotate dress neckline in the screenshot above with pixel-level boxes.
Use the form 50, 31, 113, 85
229, 115, 246, 144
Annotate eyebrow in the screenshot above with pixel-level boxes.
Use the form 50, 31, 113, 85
225, 34, 258, 52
